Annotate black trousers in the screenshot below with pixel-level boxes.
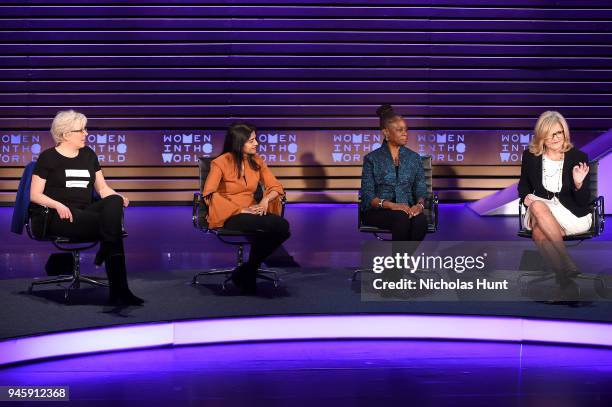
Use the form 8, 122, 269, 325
363, 208, 427, 242
42, 195, 126, 257
364, 209, 427, 282
224, 213, 291, 269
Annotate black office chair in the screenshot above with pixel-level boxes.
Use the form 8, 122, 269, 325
26, 205, 109, 300
517, 160, 606, 289
13, 163, 110, 300
191, 156, 284, 289
353, 155, 439, 280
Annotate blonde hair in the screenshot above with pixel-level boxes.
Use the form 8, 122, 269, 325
529, 110, 573, 156
50, 110, 87, 145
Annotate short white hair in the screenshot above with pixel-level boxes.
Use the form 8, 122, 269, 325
50, 110, 87, 145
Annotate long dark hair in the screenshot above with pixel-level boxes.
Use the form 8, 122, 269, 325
223, 122, 260, 177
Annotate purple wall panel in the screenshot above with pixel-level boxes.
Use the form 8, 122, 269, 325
1, 0, 612, 166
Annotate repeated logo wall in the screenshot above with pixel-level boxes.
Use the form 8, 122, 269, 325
0, 131, 223, 166
1, 129, 550, 167
0, 133, 44, 165
2, 2, 612, 152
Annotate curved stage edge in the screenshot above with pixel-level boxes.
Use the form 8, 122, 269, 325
2, 314, 612, 366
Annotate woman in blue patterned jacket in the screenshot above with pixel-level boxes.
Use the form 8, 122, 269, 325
359, 104, 428, 241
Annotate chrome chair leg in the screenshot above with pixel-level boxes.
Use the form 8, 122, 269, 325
192, 268, 235, 285
220, 269, 280, 289
29, 275, 73, 293
192, 241, 281, 289
29, 249, 108, 299
517, 271, 555, 285
79, 276, 109, 288
574, 274, 610, 299
257, 268, 280, 287
352, 268, 370, 281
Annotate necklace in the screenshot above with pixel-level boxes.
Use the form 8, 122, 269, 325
542, 155, 563, 204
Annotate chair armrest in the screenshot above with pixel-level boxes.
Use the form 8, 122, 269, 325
591, 195, 605, 236
357, 192, 363, 228
279, 194, 288, 218
422, 194, 439, 232
590, 195, 604, 209
518, 199, 526, 232
431, 193, 439, 232
192, 192, 207, 230
26, 204, 50, 240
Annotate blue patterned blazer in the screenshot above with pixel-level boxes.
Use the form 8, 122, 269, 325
359, 144, 428, 213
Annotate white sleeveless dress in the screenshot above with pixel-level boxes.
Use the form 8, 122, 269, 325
523, 155, 592, 235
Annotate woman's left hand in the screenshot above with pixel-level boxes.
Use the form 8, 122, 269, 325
572, 162, 589, 188
249, 198, 269, 216
408, 204, 423, 217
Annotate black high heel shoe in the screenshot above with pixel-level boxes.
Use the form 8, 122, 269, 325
106, 254, 145, 306
108, 290, 145, 306
230, 263, 257, 295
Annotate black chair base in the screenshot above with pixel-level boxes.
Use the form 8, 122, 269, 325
29, 275, 108, 300
191, 267, 279, 289
189, 231, 282, 288
517, 270, 556, 285
518, 270, 609, 299
28, 249, 108, 301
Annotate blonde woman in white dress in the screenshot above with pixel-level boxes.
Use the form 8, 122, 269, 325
518, 111, 592, 289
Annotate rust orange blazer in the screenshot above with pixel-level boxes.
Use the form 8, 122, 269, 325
202, 153, 285, 228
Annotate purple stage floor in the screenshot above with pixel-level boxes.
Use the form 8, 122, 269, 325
2, 204, 612, 406
2, 203, 611, 280
2, 340, 612, 406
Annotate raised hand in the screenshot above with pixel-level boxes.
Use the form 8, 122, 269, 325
572, 162, 589, 188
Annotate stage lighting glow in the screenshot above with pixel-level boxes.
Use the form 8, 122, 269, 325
1, 315, 612, 366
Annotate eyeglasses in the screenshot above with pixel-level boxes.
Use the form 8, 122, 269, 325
69, 128, 87, 134
546, 130, 564, 140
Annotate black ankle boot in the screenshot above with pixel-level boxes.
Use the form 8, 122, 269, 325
94, 243, 109, 267
231, 262, 257, 295
106, 254, 144, 306
230, 264, 247, 288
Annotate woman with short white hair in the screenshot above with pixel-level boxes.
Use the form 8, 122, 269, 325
30, 110, 143, 306
518, 111, 592, 291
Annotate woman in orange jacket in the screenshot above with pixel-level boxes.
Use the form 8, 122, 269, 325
202, 123, 291, 293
